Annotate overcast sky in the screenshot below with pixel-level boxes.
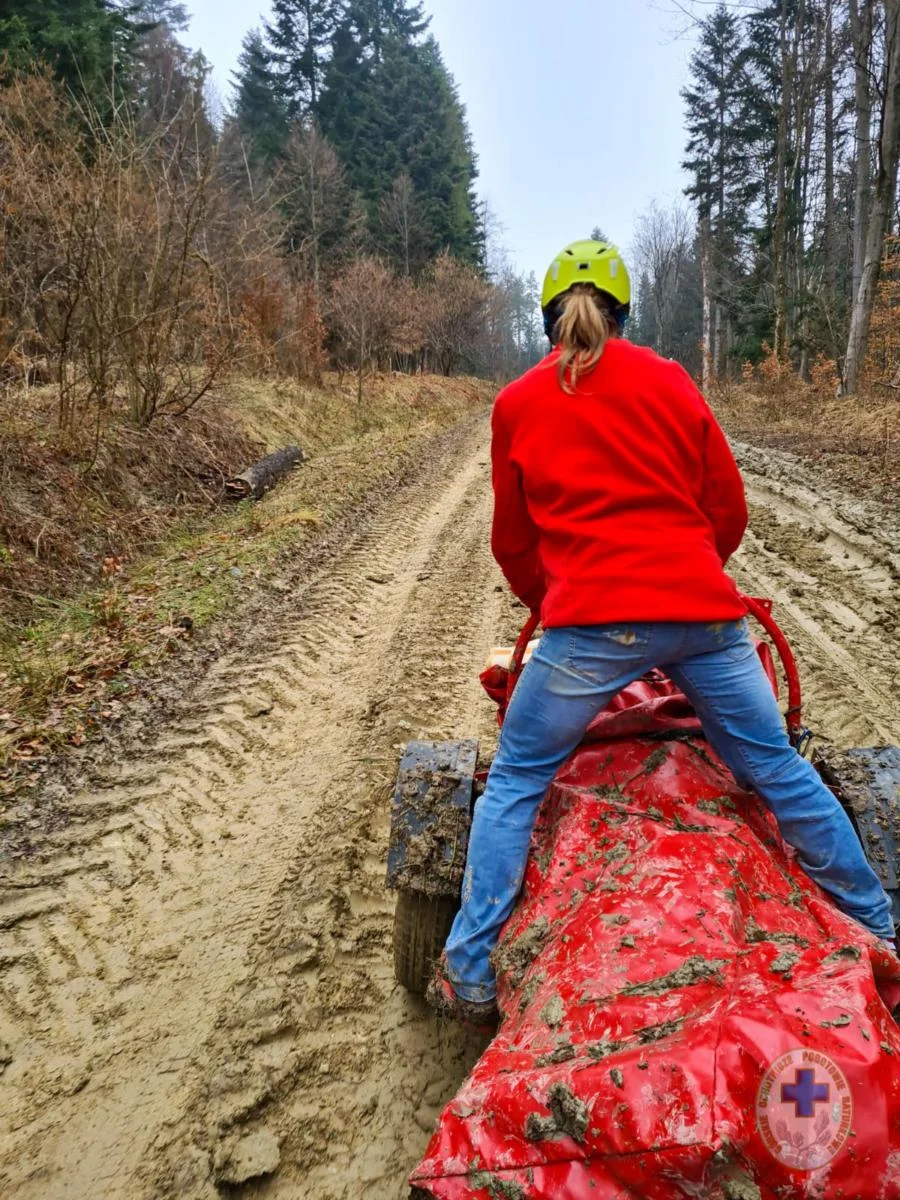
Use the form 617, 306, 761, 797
187, 0, 698, 279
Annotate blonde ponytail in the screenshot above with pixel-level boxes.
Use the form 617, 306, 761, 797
554, 284, 618, 393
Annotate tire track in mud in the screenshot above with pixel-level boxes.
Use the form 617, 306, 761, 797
0, 416, 516, 1200
142, 458, 519, 1200
732, 442, 900, 748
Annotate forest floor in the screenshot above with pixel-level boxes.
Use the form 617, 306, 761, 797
1, 390, 899, 1199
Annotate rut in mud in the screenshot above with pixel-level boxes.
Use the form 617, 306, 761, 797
1, 420, 898, 1200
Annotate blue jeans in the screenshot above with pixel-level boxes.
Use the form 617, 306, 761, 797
445, 619, 895, 1001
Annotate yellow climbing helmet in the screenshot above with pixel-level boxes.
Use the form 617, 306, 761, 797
541, 239, 631, 318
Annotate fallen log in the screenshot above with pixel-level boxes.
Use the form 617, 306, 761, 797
225, 446, 305, 501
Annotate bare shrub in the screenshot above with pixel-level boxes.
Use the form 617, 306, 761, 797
327, 258, 406, 404
420, 252, 490, 376
0, 72, 277, 430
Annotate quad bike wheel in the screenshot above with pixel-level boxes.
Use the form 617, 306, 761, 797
393, 890, 459, 995
817, 745, 900, 928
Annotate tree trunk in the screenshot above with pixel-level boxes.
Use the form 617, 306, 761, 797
849, 0, 874, 304
225, 446, 306, 500
700, 214, 714, 390
772, 0, 792, 361
357, 318, 365, 407
844, 0, 900, 395
823, 0, 836, 312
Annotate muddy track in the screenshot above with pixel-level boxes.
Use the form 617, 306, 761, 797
1, 426, 897, 1200
732, 442, 900, 749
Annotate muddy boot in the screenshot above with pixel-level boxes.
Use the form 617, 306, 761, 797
425, 956, 499, 1031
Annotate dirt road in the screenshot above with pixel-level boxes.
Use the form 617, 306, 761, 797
2, 416, 898, 1200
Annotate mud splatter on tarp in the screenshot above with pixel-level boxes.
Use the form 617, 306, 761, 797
469, 1170, 527, 1200
587, 1038, 628, 1061
518, 972, 545, 1013
721, 1168, 762, 1200
770, 951, 799, 978
535, 1038, 576, 1066
491, 916, 550, 988
745, 915, 809, 948
638, 1018, 684, 1044
696, 797, 726, 816
820, 1013, 852, 1029
824, 944, 862, 965
620, 955, 729, 998
539, 993, 564, 1029
525, 1083, 590, 1144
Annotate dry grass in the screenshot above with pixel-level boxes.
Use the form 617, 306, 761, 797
0, 387, 261, 626
712, 381, 900, 503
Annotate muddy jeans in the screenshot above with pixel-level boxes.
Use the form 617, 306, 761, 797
444, 619, 895, 1002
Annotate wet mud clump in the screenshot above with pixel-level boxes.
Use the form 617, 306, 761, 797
825, 944, 862, 965
721, 1169, 762, 1200
525, 1083, 590, 1144
468, 1171, 527, 1200
491, 916, 550, 988
620, 955, 729, 998
745, 915, 809, 948
390, 763, 470, 895
535, 1038, 576, 1066
539, 993, 564, 1029
769, 951, 799, 978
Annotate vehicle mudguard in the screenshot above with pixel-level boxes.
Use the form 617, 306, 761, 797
386, 740, 477, 899
818, 744, 900, 926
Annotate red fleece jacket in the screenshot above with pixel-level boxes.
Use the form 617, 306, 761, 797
491, 339, 748, 626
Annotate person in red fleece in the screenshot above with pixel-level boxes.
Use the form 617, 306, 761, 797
427, 240, 895, 1025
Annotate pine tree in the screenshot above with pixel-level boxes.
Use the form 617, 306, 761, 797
233, 29, 291, 165
0, 1, 137, 109
681, 3, 755, 380
127, 1, 190, 32
317, 12, 372, 160
325, 32, 479, 264
348, 0, 428, 62
266, 0, 343, 116
130, 20, 212, 138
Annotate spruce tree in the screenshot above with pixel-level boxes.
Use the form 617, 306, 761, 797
266, 0, 343, 116
348, 0, 428, 62
318, 13, 372, 160
233, 29, 291, 165
127, 1, 189, 32
325, 32, 479, 264
0, 1, 137, 108
681, 3, 755, 376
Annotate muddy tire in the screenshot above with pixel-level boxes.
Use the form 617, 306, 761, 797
818, 745, 900, 927
393, 890, 458, 995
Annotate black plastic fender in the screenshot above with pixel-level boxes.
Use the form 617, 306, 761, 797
818, 745, 900, 926
386, 740, 477, 899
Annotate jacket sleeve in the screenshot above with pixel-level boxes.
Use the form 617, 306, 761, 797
699, 407, 748, 565
490, 401, 546, 612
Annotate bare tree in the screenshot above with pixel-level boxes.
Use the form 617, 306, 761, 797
849, 0, 874, 305
0, 73, 271, 429
327, 257, 400, 405
420, 252, 490, 376
282, 120, 348, 297
844, 0, 900, 393
632, 201, 694, 360
378, 173, 424, 277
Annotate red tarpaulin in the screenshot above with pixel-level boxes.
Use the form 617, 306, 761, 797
411, 668, 900, 1200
